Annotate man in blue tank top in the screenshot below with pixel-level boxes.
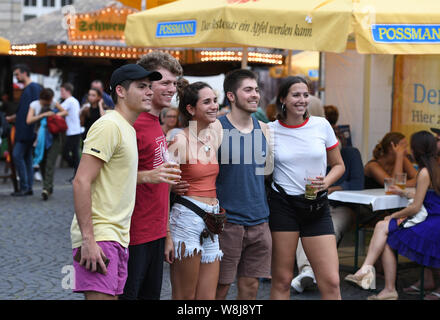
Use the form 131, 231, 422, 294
215, 69, 272, 300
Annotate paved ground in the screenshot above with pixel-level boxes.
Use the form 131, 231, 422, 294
0, 160, 425, 301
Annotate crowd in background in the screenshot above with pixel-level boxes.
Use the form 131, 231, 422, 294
0, 58, 439, 301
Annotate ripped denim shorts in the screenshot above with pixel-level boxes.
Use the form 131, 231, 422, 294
169, 196, 223, 264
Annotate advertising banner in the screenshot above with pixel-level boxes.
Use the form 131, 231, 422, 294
392, 55, 440, 137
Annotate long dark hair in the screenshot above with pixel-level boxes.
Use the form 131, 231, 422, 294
177, 80, 213, 127
411, 130, 440, 194
276, 76, 309, 121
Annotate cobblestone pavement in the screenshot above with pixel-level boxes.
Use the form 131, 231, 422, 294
0, 162, 423, 301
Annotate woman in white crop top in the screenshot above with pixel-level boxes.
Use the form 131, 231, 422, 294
268, 76, 345, 300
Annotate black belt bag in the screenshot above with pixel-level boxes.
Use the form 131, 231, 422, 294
174, 195, 227, 245
273, 182, 329, 216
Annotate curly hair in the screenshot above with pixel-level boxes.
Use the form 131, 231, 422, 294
137, 51, 183, 77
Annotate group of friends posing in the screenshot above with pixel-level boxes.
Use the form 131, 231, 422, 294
70, 51, 440, 300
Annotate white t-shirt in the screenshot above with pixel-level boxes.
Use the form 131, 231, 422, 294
268, 116, 339, 196
29, 100, 55, 115
61, 96, 81, 136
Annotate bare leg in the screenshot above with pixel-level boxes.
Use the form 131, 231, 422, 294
170, 243, 202, 300
270, 231, 299, 300
237, 277, 259, 300
355, 219, 390, 275
302, 234, 341, 300
195, 260, 220, 300
372, 243, 398, 298
216, 283, 230, 300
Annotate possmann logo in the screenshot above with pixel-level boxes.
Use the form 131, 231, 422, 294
156, 20, 197, 38
372, 24, 440, 44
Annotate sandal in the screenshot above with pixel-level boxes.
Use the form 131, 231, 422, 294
403, 284, 435, 295
424, 291, 440, 300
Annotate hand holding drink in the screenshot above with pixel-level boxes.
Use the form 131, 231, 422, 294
305, 169, 324, 200
163, 151, 181, 183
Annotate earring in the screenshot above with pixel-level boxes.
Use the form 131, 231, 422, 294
282, 103, 286, 112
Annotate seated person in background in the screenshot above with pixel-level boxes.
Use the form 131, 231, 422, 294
364, 132, 417, 189
324, 105, 348, 147
345, 130, 440, 300
291, 143, 364, 293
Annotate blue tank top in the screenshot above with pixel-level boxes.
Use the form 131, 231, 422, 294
216, 115, 269, 226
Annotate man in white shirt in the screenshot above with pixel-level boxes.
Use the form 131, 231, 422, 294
60, 82, 81, 181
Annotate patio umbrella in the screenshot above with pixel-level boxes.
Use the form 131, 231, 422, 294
353, 0, 440, 54
125, 0, 353, 53
0, 37, 10, 55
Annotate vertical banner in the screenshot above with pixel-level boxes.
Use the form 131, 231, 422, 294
392, 55, 440, 138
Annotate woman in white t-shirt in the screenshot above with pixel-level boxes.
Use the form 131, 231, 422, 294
26, 88, 67, 200
268, 76, 345, 300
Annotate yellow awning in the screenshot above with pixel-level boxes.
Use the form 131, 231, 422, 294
125, 0, 353, 53
0, 37, 10, 55
353, 0, 440, 54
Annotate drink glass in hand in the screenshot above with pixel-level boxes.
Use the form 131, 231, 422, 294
305, 169, 322, 200
394, 173, 407, 190
164, 151, 180, 182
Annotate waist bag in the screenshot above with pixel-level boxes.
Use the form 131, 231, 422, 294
174, 195, 227, 244
273, 182, 328, 217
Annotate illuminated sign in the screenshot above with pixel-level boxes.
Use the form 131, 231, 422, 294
156, 20, 197, 38
68, 6, 137, 41
372, 24, 440, 44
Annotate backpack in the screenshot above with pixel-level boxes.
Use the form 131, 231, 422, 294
47, 114, 67, 134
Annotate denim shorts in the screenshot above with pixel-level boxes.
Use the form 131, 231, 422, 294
169, 196, 223, 264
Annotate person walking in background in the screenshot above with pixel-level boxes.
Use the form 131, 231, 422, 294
26, 88, 67, 200
364, 131, 417, 189
345, 131, 440, 300
168, 81, 223, 300
70, 64, 162, 300
80, 88, 107, 140
6, 64, 42, 196
60, 83, 81, 182
268, 76, 345, 300
121, 51, 183, 300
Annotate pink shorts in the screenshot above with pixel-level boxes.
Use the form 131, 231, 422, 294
72, 241, 129, 296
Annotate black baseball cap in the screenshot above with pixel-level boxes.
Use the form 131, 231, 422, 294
431, 128, 440, 135
109, 64, 162, 91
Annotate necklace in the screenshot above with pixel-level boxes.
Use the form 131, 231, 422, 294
190, 130, 212, 152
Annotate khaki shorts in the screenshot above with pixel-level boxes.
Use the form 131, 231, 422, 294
218, 222, 272, 285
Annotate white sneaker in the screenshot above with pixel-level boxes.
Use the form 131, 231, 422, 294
291, 269, 316, 293
34, 171, 42, 182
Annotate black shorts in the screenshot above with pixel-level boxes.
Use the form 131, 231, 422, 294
268, 187, 335, 237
